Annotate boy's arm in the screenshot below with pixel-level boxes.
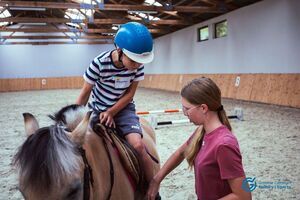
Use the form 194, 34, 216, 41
107, 81, 139, 116
76, 81, 93, 106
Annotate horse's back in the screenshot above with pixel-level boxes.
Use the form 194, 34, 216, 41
140, 118, 160, 172
85, 131, 135, 200
140, 118, 156, 143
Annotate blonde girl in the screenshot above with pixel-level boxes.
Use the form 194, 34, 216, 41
147, 77, 251, 200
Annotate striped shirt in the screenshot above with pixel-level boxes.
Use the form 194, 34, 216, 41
83, 50, 144, 111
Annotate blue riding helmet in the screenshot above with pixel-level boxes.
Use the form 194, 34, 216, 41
114, 22, 154, 64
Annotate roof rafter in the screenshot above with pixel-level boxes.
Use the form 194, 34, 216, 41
0, 0, 261, 45
0, 17, 192, 25
1, 35, 113, 39
0, 1, 223, 13
0, 27, 167, 34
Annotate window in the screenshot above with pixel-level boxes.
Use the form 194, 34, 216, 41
215, 20, 227, 38
0, 8, 11, 27
197, 26, 209, 42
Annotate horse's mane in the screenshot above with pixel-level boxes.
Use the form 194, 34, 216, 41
13, 125, 81, 193
48, 104, 88, 131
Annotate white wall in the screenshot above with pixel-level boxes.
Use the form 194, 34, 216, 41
145, 0, 300, 74
1, 0, 299, 78
0, 44, 114, 78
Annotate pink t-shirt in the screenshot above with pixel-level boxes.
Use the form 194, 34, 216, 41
188, 125, 245, 200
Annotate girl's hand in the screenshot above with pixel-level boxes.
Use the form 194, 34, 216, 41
147, 178, 160, 200
99, 111, 116, 128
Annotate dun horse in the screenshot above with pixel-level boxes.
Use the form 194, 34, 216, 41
13, 105, 160, 200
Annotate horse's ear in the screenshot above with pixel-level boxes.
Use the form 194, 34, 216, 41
23, 113, 39, 136
67, 111, 92, 145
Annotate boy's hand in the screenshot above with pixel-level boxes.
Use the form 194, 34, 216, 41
99, 111, 116, 128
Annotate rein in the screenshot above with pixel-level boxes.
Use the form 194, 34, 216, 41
100, 135, 115, 200
92, 120, 116, 200
79, 136, 115, 200
79, 147, 94, 200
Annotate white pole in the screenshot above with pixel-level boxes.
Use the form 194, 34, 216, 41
137, 109, 182, 115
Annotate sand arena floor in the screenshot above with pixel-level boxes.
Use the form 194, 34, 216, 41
0, 88, 299, 200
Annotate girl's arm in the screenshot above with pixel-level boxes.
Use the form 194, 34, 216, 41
218, 177, 252, 200
147, 142, 188, 200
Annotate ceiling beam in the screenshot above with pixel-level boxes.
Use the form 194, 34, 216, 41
0, 17, 70, 23
0, 8, 6, 15
199, 0, 217, 6
1, 35, 114, 39
0, 17, 191, 25
0, 1, 222, 13
0, 27, 167, 34
93, 18, 191, 25
0, 41, 113, 45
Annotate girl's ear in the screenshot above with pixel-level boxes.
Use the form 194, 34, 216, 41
201, 104, 209, 114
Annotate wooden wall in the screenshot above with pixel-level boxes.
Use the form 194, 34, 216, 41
0, 77, 83, 92
0, 74, 299, 108
139, 74, 300, 108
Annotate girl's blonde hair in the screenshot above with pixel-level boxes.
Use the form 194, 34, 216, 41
181, 77, 232, 168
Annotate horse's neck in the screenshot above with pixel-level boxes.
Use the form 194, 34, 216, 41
83, 130, 134, 200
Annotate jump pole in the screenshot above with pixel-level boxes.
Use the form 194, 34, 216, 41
137, 107, 243, 121
139, 108, 244, 129
137, 109, 182, 115
149, 116, 190, 129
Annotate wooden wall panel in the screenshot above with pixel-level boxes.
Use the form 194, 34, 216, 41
287, 74, 300, 107
250, 74, 272, 104
31, 78, 41, 90
236, 74, 254, 100
1, 74, 299, 108
140, 74, 300, 108
0, 77, 84, 92
267, 74, 283, 105
220, 74, 235, 98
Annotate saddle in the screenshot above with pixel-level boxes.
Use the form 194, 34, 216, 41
91, 118, 146, 192
107, 127, 144, 188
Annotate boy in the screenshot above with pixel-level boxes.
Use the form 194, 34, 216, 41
76, 22, 155, 183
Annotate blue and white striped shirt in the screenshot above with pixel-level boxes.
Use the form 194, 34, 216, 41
84, 50, 144, 111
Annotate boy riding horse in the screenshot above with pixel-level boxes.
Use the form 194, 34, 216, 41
76, 22, 156, 186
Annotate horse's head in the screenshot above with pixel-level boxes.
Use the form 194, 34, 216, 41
13, 106, 91, 200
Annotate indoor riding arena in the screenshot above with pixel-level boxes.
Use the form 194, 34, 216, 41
0, 0, 299, 200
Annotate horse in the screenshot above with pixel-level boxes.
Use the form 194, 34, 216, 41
13, 105, 160, 200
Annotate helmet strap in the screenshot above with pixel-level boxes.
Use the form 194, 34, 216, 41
114, 43, 125, 67
118, 50, 123, 63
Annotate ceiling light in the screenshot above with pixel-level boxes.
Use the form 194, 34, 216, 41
9, 7, 46, 11
127, 10, 158, 14
112, 26, 118, 30
19, 22, 47, 26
